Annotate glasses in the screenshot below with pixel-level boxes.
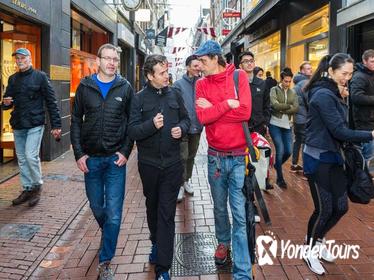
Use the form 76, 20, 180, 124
100, 56, 120, 63
240, 59, 255, 65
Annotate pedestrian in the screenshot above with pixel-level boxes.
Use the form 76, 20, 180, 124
2, 48, 61, 207
253, 66, 264, 79
265, 70, 278, 91
290, 61, 313, 173
302, 53, 374, 275
70, 43, 134, 280
239, 51, 273, 194
269, 67, 298, 188
195, 40, 253, 279
128, 54, 190, 280
173, 55, 203, 202
350, 49, 374, 163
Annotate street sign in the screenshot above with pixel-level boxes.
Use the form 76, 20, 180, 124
222, 29, 231, 36
223, 12, 241, 18
145, 29, 155, 40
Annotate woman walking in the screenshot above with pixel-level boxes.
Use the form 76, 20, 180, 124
303, 53, 374, 275
269, 68, 299, 188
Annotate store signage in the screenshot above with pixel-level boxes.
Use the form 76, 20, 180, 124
118, 23, 135, 48
222, 29, 231, 36
248, 19, 277, 42
157, 15, 165, 30
50, 65, 70, 81
223, 12, 241, 18
145, 29, 156, 40
155, 27, 168, 47
10, 0, 37, 14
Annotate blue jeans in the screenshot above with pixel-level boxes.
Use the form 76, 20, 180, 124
208, 154, 252, 280
361, 140, 374, 162
14, 125, 45, 190
269, 124, 292, 182
84, 154, 126, 263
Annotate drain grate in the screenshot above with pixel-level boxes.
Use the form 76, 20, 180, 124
171, 232, 231, 276
0, 223, 41, 240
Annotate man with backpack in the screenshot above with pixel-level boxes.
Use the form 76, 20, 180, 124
195, 40, 253, 279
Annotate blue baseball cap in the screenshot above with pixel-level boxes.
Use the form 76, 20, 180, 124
194, 40, 222, 57
12, 48, 31, 56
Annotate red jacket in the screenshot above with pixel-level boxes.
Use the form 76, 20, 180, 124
196, 64, 252, 151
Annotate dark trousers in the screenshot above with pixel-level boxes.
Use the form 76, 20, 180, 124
138, 162, 183, 274
292, 123, 306, 165
180, 133, 201, 182
306, 163, 349, 246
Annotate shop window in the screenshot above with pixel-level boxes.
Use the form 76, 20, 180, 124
287, 5, 329, 46
248, 31, 281, 80
308, 38, 328, 70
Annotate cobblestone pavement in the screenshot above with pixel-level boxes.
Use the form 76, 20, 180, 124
1, 136, 374, 279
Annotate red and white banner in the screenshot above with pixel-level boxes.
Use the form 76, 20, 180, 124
167, 27, 188, 38
197, 27, 216, 38
172, 47, 186, 54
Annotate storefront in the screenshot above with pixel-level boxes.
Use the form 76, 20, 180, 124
117, 18, 135, 85
70, 8, 111, 104
248, 31, 281, 80
286, 5, 329, 74
0, 10, 42, 163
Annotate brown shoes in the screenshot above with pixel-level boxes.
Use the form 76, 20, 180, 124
12, 185, 42, 207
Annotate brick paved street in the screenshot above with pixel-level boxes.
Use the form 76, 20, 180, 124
1, 136, 374, 279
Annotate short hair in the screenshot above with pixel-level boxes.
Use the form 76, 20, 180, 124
280, 67, 293, 80
185, 55, 199, 67
206, 54, 226, 67
299, 61, 311, 71
143, 54, 168, 77
362, 49, 374, 61
238, 51, 255, 62
266, 71, 272, 78
97, 43, 119, 57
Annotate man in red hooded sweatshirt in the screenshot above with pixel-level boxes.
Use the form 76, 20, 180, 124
194, 40, 252, 279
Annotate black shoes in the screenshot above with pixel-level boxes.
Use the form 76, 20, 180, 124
12, 185, 42, 207
276, 180, 287, 189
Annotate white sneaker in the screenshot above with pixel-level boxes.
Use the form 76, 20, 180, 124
303, 246, 325, 275
316, 239, 336, 262
254, 215, 261, 223
177, 186, 184, 202
184, 181, 194, 195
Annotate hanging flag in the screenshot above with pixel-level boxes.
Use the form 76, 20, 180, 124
167, 27, 188, 38
171, 47, 186, 54
155, 27, 168, 47
197, 27, 216, 38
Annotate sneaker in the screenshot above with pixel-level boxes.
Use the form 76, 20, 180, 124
149, 243, 157, 264
316, 239, 336, 262
97, 262, 114, 280
214, 243, 229, 265
255, 215, 261, 223
12, 190, 32, 206
156, 271, 170, 280
290, 164, 303, 172
303, 246, 325, 275
28, 185, 42, 207
183, 181, 194, 195
276, 180, 287, 189
265, 183, 274, 190
177, 186, 184, 202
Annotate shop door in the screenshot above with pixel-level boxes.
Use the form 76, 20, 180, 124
0, 20, 40, 163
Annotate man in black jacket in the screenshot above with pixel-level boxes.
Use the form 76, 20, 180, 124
350, 49, 374, 162
128, 54, 190, 280
239, 51, 273, 193
70, 43, 133, 280
2, 48, 61, 207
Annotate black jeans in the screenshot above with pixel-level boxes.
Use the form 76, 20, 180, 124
292, 123, 306, 166
306, 163, 349, 246
138, 162, 183, 274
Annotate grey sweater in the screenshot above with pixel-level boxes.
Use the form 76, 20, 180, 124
173, 74, 203, 134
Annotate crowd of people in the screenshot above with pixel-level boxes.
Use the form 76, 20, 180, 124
3, 41, 374, 280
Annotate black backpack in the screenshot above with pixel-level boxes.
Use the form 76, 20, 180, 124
343, 143, 374, 204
